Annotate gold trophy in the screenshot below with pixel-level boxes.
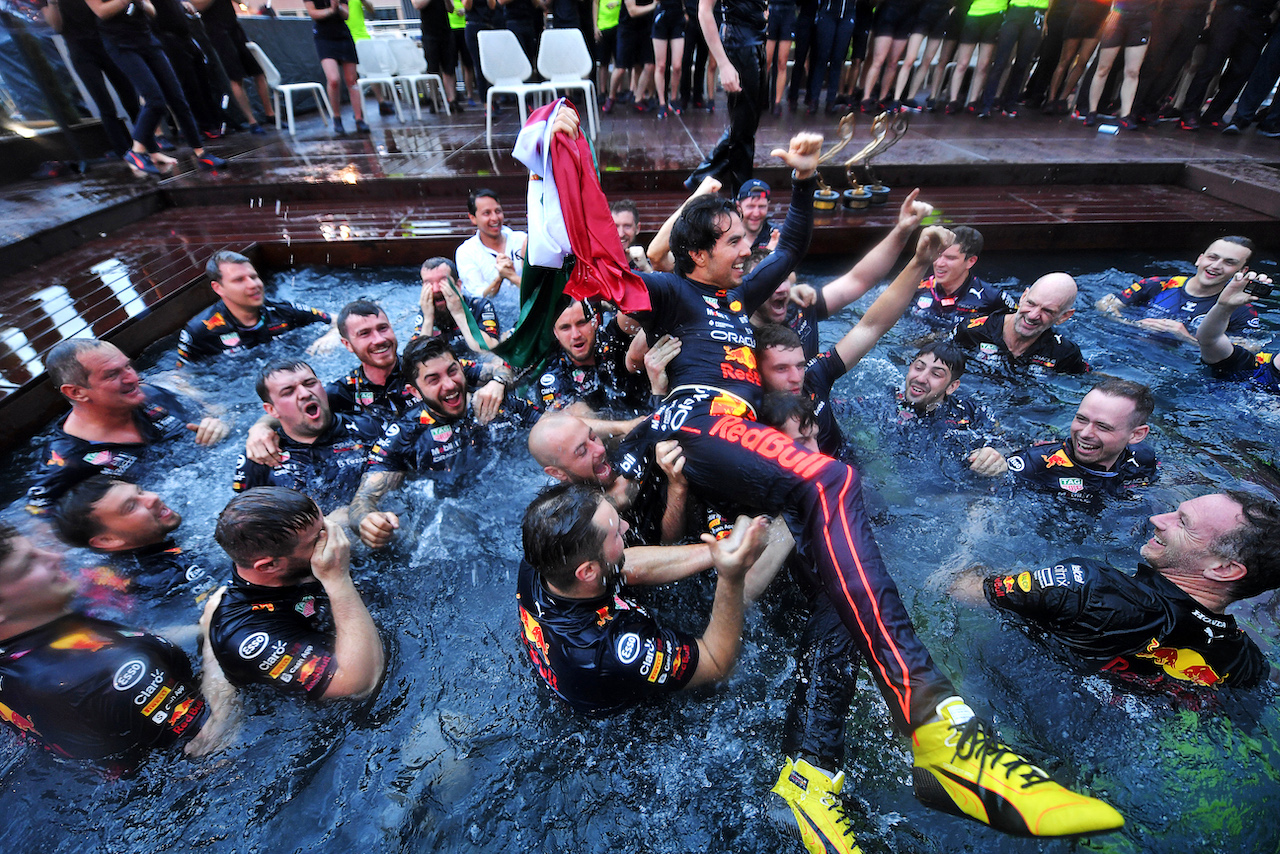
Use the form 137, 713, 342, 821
843, 110, 909, 209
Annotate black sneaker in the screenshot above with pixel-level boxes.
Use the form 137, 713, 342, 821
1222, 121, 1247, 135
1179, 114, 1200, 131
379, 101, 396, 116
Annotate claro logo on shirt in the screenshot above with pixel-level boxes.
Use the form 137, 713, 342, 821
239, 631, 270, 659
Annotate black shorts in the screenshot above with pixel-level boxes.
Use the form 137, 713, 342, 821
424, 30, 460, 74
913, 0, 953, 37
1064, 0, 1109, 40
206, 24, 262, 80
314, 35, 358, 64
960, 10, 1004, 44
873, 0, 921, 39
1099, 7, 1151, 49
597, 25, 619, 65
851, 0, 874, 58
617, 19, 656, 66
652, 7, 686, 39
452, 29, 473, 70
767, 3, 796, 40
942, 0, 974, 39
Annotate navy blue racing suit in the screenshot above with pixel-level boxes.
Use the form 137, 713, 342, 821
623, 175, 955, 733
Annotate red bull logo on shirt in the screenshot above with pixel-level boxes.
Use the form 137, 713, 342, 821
708, 416, 831, 479
721, 345, 760, 384
1042, 448, 1074, 468
1135, 639, 1223, 687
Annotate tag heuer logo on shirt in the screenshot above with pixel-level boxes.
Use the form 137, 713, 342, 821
1059, 477, 1085, 493
358, 391, 375, 406
220, 333, 242, 348
431, 425, 454, 442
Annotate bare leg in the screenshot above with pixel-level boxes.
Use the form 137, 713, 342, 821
343, 61, 364, 121
965, 41, 996, 104
878, 36, 910, 100
1061, 38, 1100, 109
894, 33, 927, 101
654, 38, 670, 107
669, 37, 684, 103
321, 57, 343, 122
253, 74, 275, 119
1087, 45, 1120, 112
1118, 43, 1146, 117
947, 42, 977, 103
930, 39, 958, 101
774, 38, 791, 104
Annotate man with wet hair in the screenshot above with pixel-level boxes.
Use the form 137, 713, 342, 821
208, 487, 384, 700
951, 272, 1090, 375
350, 336, 540, 549
537, 298, 653, 416
178, 251, 339, 364
967, 378, 1158, 499
1196, 271, 1280, 394
516, 483, 769, 715
0, 523, 237, 768
1097, 236, 1260, 343
455, 189, 526, 303
328, 300, 417, 422
611, 199, 653, 272
414, 256, 502, 357
911, 225, 1014, 328
53, 475, 217, 604
957, 490, 1280, 695
547, 113, 1121, 845
233, 360, 383, 517
27, 339, 229, 513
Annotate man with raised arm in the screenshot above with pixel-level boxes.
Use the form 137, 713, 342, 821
517, 483, 769, 714
27, 339, 230, 513
545, 110, 1122, 849
1196, 271, 1279, 394
208, 488, 385, 701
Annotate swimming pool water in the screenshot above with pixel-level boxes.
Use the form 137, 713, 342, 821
0, 251, 1277, 854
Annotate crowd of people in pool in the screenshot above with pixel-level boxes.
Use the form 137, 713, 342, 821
2, 119, 1279, 852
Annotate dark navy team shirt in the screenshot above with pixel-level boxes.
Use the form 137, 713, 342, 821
516, 560, 699, 715
232, 412, 383, 511
27, 384, 196, 513
1206, 345, 1280, 394
537, 320, 652, 415
803, 349, 849, 459
986, 558, 1268, 693
1005, 439, 1157, 503
912, 273, 1015, 328
208, 572, 338, 699
412, 294, 501, 359
1118, 275, 1259, 336
0, 614, 207, 766
366, 393, 538, 475
178, 299, 331, 364
326, 359, 418, 423
787, 294, 828, 360
952, 312, 1089, 376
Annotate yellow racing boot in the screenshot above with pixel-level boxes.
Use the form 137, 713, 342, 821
911, 697, 1124, 837
768, 756, 863, 854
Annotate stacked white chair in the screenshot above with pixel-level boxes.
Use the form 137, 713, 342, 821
535, 28, 599, 140
245, 41, 333, 135
386, 37, 451, 118
355, 39, 404, 122
476, 29, 558, 150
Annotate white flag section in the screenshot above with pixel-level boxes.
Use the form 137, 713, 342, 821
512, 98, 574, 270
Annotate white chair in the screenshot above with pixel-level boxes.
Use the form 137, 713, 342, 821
355, 39, 405, 121
476, 29, 558, 150
536, 28, 599, 140
245, 41, 333, 135
386, 37, 451, 118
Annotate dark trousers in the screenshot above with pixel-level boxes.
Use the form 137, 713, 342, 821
685, 37, 766, 195
1182, 3, 1270, 122
1232, 29, 1280, 127
103, 35, 202, 150
655, 403, 957, 733
787, 0, 818, 103
506, 19, 543, 73
980, 5, 1045, 109
681, 13, 710, 103
1132, 1, 1210, 119
64, 35, 138, 156
157, 29, 222, 133
808, 9, 858, 106
783, 583, 861, 769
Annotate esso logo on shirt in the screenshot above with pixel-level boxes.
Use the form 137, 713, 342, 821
112, 659, 148, 691
616, 633, 641, 665
239, 631, 271, 660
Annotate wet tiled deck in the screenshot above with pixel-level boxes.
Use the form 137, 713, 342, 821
1, 97, 1278, 438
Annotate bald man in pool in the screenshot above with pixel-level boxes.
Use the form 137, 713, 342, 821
951, 273, 1090, 376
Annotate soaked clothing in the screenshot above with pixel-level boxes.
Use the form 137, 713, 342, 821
891, 389, 996, 458
411, 294, 501, 358
0, 614, 207, 765
985, 558, 1268, 692
232, 412, 383, 511
366, 393, 538, 475
516, 561, 699, 715
27, 384, 196, 513
620, 176, 957, 733
536, 320, 652, 415
1006, 439, 1158, 503
325, 359, 418, 423
952, 312, 1089, 375
1117, 275, 1260, 336
208, 571, 337, 699
786, 294, 829, 360
611, 446, 680, 548
89, 540, 217, 613
803, 349, 850, 460
178, 299, 331, 364
912, 273, 1015, 328
1206, 345, 1280, 395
